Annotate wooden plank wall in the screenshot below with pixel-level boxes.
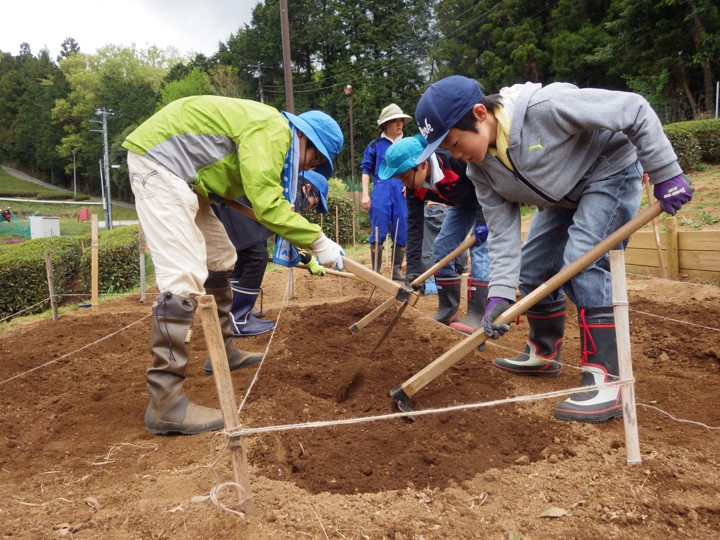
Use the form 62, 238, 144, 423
520, 217, 720, 284
626, 217, 720, 282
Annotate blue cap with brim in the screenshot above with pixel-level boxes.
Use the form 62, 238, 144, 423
299, 170, 329, 214
379, 135, 428, 180
284, 110, 344, 178
415, 75, 484, 163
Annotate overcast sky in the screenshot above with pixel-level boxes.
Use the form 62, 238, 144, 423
1, 0, 259, 59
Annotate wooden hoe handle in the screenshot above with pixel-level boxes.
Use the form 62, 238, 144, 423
392, 201, 664, 402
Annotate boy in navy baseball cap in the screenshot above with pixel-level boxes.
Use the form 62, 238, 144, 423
415, 75, 692, 423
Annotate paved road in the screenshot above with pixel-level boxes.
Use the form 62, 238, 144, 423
2, 165, 135, 209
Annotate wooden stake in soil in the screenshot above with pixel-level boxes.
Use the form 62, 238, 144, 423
138, 224, 146, 303
335, 205, 339, 244
610, 251, 642, 466
44, 251, 58, 321
196, 295, 255, 514
91, 214, 99, 309
643, 175, 667, 279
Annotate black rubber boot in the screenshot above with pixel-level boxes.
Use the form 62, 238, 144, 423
494, 297, 566, 377
431, 276, 461, 325
449, 279, 488, 334
144, 292, 224, 435
554, 306, 623, 423
392, 245, 406, 281
370, 244, 384, 273
203, 272, 264, 376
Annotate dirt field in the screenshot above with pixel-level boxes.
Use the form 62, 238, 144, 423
1, 267, 719, 539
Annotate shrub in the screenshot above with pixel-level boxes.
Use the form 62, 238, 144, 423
78, 225, 143, 293
0, 225, 148, 321
0, 236, 84, 318
305, 177, 358, 245
664, 118, 720, 171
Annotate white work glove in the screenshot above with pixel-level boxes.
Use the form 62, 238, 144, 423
310, 233, 345, 270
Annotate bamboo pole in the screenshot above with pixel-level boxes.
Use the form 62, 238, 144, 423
138, 224, 146, 303
610, 251, 641, 466
196, 295, 255, 514
665, 217, 679, 280
335, 205, 339, 244
91, 214, 99, 309
44, 251, 58, 321
643, 175, 667, 278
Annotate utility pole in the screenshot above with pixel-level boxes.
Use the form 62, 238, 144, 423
344, 85, 356, 182
72, 151, 77, 197
279, 0, 294, 113
90, 108, 115, 229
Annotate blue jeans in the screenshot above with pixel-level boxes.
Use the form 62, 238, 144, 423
519, 161, 643, 308
433, 206, 490, 280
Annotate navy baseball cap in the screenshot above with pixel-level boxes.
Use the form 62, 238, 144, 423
415, 75, 484, 163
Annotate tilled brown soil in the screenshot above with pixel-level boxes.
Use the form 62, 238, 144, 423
1, 269, 719, 539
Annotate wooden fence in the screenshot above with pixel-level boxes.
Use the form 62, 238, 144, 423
520, 216, 719, 283
624, 217, 720, 282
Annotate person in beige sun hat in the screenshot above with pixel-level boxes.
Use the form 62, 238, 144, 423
360, 103, 413, 280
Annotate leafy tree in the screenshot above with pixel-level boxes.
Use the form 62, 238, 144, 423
159, 68, 211, 107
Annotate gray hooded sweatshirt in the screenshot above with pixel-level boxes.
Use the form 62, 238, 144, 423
467, 82, 683, 301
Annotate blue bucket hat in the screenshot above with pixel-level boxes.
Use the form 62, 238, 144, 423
284, 110, 344, 178
379, 135, 428, 180
415, 75, 484, 163
299, 170, 329, 214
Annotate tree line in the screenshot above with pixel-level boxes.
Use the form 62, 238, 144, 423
0, 0, 717, 202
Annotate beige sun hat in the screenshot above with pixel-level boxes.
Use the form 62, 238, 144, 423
377, 103, 413, 126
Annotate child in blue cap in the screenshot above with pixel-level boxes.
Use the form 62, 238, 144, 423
380, 135, 490, 333
123, 96, 344, 435
415, 75, 692, 423
211, 170, 330, 340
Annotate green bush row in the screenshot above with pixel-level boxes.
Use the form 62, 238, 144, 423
0, 225, 148, 320
304, 178, 358, 244
665, 118, 720, 171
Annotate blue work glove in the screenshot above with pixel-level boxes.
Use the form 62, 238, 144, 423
653, 174, 693, 215
482, 297, 512, 339
305, 256, 326, 276
310, 233, 345, 270
474, 224, 489, 246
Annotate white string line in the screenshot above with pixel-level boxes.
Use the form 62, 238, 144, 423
237, 269, 295, 413
0, 314, 151, 387
227, 379, 632, 437
0, 298, 51, 323
636, 403, 720, 430
628, 308, 720, 332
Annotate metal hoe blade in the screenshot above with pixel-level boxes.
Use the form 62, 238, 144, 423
370, 301, 408, 354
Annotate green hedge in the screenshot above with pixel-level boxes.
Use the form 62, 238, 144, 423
0, 225, 147, 320
304, 178, 357, 245
664, 118, 720, 171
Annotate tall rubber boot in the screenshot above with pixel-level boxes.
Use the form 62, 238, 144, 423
145, 292, 224, 435
229, 284, 275, 337
203, 272, 264, 376
554, 306, 623, 423
431, 276, 461, 325
449, 279, 488, 334
392, 245, 406, 281
493, 298, 566, 377
252, 287, 265, 319
370, 244, 384, 273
